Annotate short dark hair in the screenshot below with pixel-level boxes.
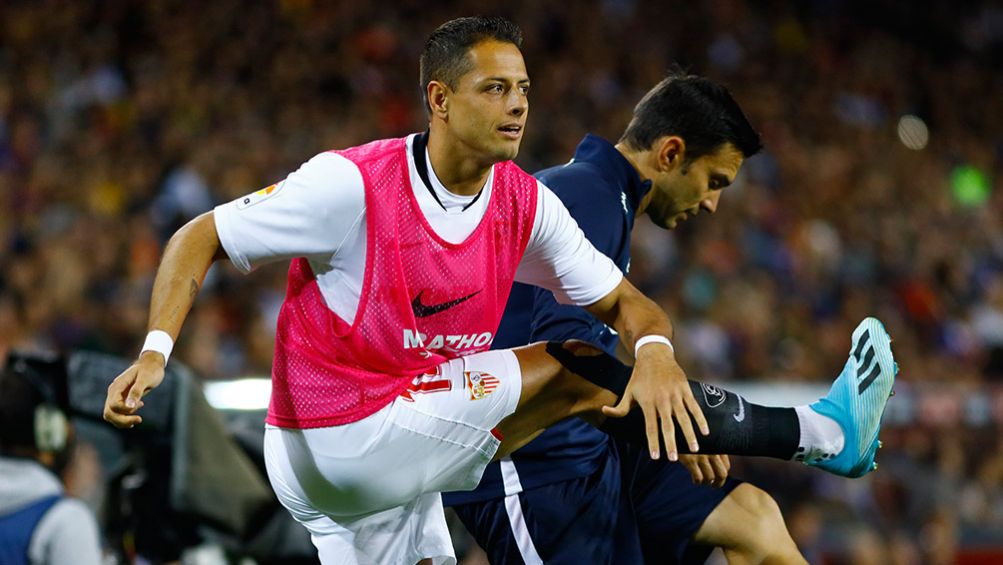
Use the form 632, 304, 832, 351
620, 72, 763, 160
0, 354, 70, 454
0, 365, 43, 452
419, 16, 523, 112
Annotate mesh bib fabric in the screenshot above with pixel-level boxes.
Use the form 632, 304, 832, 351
267, 137, 538, 428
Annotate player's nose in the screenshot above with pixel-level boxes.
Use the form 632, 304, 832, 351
702, 191, 721, 214
507, 91, 526, 116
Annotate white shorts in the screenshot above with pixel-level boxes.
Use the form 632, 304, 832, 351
264, 349, 522, 565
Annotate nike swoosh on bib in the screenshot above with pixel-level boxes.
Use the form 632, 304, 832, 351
411, 290, 482, 318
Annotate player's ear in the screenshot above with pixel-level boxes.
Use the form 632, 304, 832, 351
657, 136, 686, 172
427, 81, 449, 120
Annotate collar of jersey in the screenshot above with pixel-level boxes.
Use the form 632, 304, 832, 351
572, 134, 651, 215
411, 131, 489, 214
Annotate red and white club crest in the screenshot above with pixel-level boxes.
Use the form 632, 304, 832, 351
465, 370, 499, 400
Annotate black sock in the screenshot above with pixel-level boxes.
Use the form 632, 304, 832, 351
544, 341, 800, 459
599, 381, 800, 459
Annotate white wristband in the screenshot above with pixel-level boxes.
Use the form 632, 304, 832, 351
634, 335, 674, 356
141, 330, 174, 366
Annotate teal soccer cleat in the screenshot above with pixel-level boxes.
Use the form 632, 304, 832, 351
804, 317, 898, 478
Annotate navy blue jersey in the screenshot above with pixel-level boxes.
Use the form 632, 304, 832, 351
444, 134, 651, 505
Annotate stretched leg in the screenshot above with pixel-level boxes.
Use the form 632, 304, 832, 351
497, 340, 800, 460
692, 484, 807, 565
497, 318, 897, 478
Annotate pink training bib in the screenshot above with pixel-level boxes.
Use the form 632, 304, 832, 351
267, 137, 538, 428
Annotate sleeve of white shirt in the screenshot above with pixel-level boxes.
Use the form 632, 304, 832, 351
213, 152, 367, 273
515, 181, 623, 306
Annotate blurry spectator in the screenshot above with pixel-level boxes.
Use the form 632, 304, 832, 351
920, 507, 960, 565
846, 527, 889, 565
0, 361, 102, 565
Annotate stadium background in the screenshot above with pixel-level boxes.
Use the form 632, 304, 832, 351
1, 0, 1002, 563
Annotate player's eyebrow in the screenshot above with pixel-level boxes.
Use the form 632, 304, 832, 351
483, 77, 531, 85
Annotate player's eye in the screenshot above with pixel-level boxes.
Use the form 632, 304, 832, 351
486, 84, 504, 94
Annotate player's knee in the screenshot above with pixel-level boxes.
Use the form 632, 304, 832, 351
732, 483, 782, 520
729, 484, 792, 553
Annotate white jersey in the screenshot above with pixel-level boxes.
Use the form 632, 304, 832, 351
213, 134, 623, 324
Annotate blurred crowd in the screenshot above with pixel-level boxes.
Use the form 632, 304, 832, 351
2, 0, 1002, 562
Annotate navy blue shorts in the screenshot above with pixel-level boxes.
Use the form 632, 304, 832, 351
452, 440, 741, 564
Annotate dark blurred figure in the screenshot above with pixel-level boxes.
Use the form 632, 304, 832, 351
0, 357, 102, 564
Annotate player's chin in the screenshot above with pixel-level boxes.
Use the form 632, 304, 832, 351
489, 141, 521, 162
655, 215, 676, 229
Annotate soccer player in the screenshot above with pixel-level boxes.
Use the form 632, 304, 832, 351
103, 17, 896, 564
444, 74, 809, 564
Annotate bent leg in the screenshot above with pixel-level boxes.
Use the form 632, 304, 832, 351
452, 447, 638, 564
692, 484, 807, 565
263, 425, 456, 564
616, 438, 743, 564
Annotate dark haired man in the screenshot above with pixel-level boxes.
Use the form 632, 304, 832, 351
0, 363, 102, 565
103, 17, 896, 564
444, 74, 808, 564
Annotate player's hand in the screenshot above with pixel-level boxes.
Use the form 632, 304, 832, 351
601, 344, 708, 460
679, 454, 730, 487
103, 351, 166, 429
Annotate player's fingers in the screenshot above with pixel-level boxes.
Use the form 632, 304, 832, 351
683, 390, 710, 436
125, 376, 148, 409
105, 372, 138, 415
685, 459, 703, 484
601, 390, 632, 418
698, 457, 716, 485
105, 412, 143, 429
710, 456, 729, 487
672, 396, 699, 454
640, 402, 662, 460
656, 402, 676, 461
106, 371, 131, 402
108, 393, 137, 414
721, 454, 731, 472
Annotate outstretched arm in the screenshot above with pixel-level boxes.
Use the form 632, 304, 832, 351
103, 211, 225, 428
103, 152, 366, 428
584, 277, 709, 460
